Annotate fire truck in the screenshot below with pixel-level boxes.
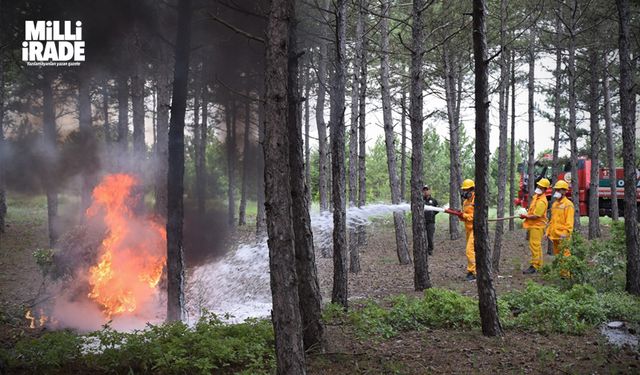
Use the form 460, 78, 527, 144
514, 156, 640, 219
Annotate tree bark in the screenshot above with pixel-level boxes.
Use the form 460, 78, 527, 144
288, 15, 325, 350
616, 0, 640, 296
472, 0, 503, 337
330, 0, 348, 308
443, 44, 461, 240
42, 76, 59, 248
492, 0, 509, 273
131, 70, 146, 156
239, 98, 251, 226
400, 89, 407, 200
226, 101, 237, 227
588, 50, 601, 239
196, 82, 208, 216
567, 0, 581, 230
316, 0, 330, 213
166, 0, 191, 322
304, 69, 311, 203
264, 0, 307, 371
509, 49, 516, 231
527, 30, 535, 209
117, 73, 129, 153
78, 73, 95, 212
155, 67, 170, 217
0, 55, 5, 234
410, 0, 430, 290
603, 56, 618, 221
381, 0, 411, 265
357, 21, 368, 246
256, 97, 266, 236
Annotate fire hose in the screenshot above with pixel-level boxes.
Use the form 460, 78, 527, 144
443, 208, 522, 222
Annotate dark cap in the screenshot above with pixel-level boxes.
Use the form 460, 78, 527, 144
422, 185, 430, 190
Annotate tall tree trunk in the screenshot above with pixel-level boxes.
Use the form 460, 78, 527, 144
567, 0, 581, 230
472, 0, 503, 337
256, 97, 266, 236
117, 73, 129, 153
239, 98, 251, 226
616, 0, 640, 296
166, 0, 191, 322
131, 70, 146, 156
492, 0, 509, 273
330, 0, 348, 308
316, 0, 330, 213
155, 68, 170, 217
400, 88, 407, 200
226, 102, 236, 227
288, 16, 325, 350
410, 0, 430, 290
588, 50, 601, 239
548, 13, 563, 253
304, 69, 311, 202
196, 83, 208, 216
357, 24, 368, 246
603, 56, 618, 221
527, 30, 535, 209
78, 74, 95, 212
443, 44, 461, 240
42, 76, 58, 248
264, 0, 306, 370
509, 49, 516, 231
0, 54, 6, 233
348, 0, 365, 274
381, 0, 411, 265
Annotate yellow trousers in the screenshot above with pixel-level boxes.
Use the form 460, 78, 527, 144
552, 239, 571, 257
465, 229, 476, 274
528, 227, 544, 270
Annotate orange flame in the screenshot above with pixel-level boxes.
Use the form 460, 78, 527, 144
87, 174, 166, 317
25, 309, 48, 329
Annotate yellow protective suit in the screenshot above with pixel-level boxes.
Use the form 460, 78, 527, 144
546, 196, 574, 257
522, 193, 548, 269
461, 193, 475, 274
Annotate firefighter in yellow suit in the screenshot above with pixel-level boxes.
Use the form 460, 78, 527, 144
546, 180, 574, 257
520, 178, 550, 274
460, 179, 476, 281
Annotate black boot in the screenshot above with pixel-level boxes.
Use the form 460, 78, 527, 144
465, 272, 476, 281
522, 266, 537, 274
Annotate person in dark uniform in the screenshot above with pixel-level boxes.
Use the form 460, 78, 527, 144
422, 185, 439, 255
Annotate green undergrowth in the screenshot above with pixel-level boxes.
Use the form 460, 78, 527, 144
324, 283, 640, 339
1, 313, 275, 375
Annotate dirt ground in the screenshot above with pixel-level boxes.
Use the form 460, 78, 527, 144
1, 198, 638, 374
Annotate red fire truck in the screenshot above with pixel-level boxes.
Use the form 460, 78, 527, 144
514, 156, 640, 219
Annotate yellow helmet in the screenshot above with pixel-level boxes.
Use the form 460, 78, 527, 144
461, 179, 475, 190
554, 180, 569, 190
536, 178, 550, 189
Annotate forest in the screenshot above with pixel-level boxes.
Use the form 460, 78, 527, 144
0, 0, 640, 373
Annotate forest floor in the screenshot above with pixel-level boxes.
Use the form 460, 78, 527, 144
0, 196, 639, 374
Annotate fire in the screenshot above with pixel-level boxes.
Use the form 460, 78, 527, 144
87, 174, 166, 317
25, 309, 48, 329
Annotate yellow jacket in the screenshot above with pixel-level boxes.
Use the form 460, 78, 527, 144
523, 193, 548, 229
462, 193, 475, 232
546, 196, 574, 240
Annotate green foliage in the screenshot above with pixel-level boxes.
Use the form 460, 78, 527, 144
4, 313, 275, 374
502, 282, 640, 335
32, 248, 54, 277
543, 229, 626, 291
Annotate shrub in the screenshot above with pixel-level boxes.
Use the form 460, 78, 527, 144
5, 313, 275, 374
